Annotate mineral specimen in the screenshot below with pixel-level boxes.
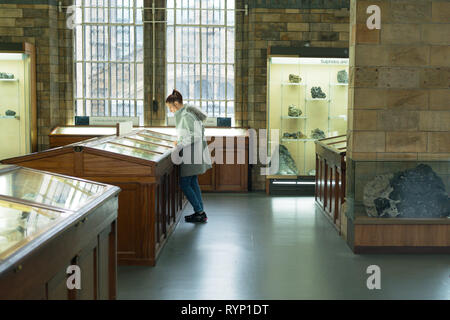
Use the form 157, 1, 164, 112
363, 164, 450, 218
311, 128, 326, 139
0, 72, 14, 79
5, 110, 16, 116
276, 144, 299, 175
287, 104, 302, 117
389, 164, 450, 218
289, 74, 301, 83
363, 174, 400, 218
283, 131, 305, 139
337, 70, 348, 84
311, 86, 326, 99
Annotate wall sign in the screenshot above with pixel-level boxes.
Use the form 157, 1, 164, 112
366, 5, 381, 30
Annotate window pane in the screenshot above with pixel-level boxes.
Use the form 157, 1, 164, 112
176, 8, 199, 25
227, 9, 234, 26
166, 0, 235, 121
227, 28, 234, 63
202, 27, 225, 63
227, 64, 234, 100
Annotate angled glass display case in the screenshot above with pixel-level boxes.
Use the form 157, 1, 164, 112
0, 165, 120, 299
0, 43, 37, 160
0, 165, 117, 261
3, 129, 185, 266
267, 54, 349, 179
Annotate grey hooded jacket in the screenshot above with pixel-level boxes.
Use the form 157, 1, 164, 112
174, 105, 212, 177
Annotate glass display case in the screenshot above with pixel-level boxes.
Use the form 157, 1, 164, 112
3, 129, 185, 266
345, 160, 450, 253
267, 55, 349, 177
79, 129, 175, 163
0, 43, 37, 160
0, 199, 63, 260
0, 165, 118, 262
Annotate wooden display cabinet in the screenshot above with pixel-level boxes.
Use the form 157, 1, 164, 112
315, 135, 346, 233
3, 129, 186, 266
0, 165, 120, 299
49, 126, 250, 192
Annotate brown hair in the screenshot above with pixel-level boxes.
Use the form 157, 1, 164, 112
166, 89, 183, 104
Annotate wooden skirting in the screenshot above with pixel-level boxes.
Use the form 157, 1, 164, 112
347, 221, 450, 254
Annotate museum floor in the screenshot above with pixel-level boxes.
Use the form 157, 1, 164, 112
117, 193, 450, 300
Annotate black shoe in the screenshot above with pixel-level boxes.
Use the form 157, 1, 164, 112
185, 212, 208, 223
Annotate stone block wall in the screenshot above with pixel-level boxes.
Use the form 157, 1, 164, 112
244, 5, 350, 189
348, 0, 450, 161
0, 0, 73, 150
0, 0, 352, 191
346, 0, 450, 219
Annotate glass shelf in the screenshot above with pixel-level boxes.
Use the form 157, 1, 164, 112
281, 82, 306, 86
0, 116, 19, 120
331, 83, 348, 86
281, 116, 308, 119
0, 79, 18, 82
306, 98, 331, 101
282, 138, 317, 142
329, 115, 347, 120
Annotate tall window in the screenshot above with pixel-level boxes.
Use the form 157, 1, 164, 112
166, 0, 235, 119
74, 0, 144, 125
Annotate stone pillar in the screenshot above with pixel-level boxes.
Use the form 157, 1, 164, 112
144, 0, 166, 126
346, 0, 450, 218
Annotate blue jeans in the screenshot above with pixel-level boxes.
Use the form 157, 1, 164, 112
180, 175, 204, 213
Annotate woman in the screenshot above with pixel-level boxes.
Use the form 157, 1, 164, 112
166, 89, 212, 223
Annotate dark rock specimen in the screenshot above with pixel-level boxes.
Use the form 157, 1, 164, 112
337, 70, 348, 84
276, 144, 299, 175
287, 104, 302, 117
289, 74, 301, 83
311, 128, 326, 139
389, 164, 450, 218
311, 86, 326, 99
5, 110, 16, 116
363, 164, 450, 218
283, 131, 305, 139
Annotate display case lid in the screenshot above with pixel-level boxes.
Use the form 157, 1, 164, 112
76, 129, 176, 164
50, 126, 249, 138
140, 129, 178, 142
50, 126, 116, 136
0, 199, 65, 260
0, 165, 120, 272
90, 141, 164, 162
0, 166, 108, 212
316, 135, 347, 154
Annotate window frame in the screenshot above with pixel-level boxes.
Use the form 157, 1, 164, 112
73, 0, 144, 125
166, 0, 235, 119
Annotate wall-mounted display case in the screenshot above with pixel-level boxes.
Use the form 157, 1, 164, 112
0, 165, 120, 299
267, 53, 349, 179
0, 43, 37, 160
3, 129, 185, 266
